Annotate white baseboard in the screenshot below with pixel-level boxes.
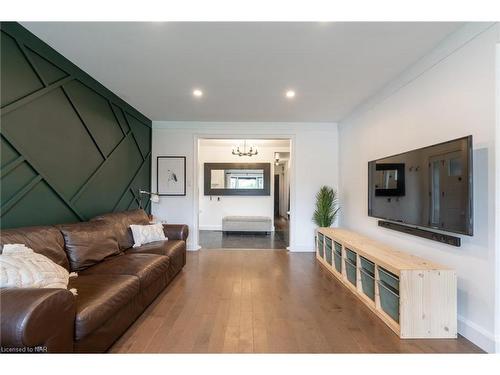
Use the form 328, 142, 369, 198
458, 314, 498, 353
199, 225, 222, 231
287, 244, 315, 252
187, 244, 201, 251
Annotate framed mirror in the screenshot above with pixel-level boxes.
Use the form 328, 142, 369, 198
204, 163, 271, 196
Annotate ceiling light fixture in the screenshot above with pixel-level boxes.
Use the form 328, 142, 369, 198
232, 140, 258, 157
285, 90, 296, 99
193, 89, 203, 97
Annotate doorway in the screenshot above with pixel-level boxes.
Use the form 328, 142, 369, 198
197, 138, 291, 250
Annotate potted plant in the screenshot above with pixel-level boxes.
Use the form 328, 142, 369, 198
313, 186, 339, 256
313, 186, 340, 228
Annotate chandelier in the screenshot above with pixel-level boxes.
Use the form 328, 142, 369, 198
232, 140, 258, 157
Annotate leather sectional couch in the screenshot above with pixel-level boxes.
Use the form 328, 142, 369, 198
0, 209, 188, 353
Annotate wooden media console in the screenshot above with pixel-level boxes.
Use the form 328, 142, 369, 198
316, 227, 457, 339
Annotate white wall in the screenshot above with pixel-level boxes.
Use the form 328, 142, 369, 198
151, 122, 338, 252
339, 24, 499, 352
198, 142, 290, 230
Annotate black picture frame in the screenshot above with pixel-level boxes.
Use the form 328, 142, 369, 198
204, 162, 271, 196
157, 156, 186, 196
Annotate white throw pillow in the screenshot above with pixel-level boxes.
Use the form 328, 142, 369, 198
0, 244, 77, 294
130, 223, 167, 247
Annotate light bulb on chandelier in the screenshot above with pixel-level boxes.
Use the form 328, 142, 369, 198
232, 140, 258, 157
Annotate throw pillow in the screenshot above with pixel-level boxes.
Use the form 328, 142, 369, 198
0, 244, 78, 294
130, 223, 167, 247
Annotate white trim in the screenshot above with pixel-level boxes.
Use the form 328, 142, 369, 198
192, 132, 296, 251
341, 22, 497, 125
287, 244, 315, 252
199, 225, 222, 231
289, 136, 296, 251
458, 315, 498, 353
192, 134, 200, 251
154, 121, 335, 132
187, 244, 201, 251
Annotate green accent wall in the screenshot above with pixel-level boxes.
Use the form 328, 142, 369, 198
0, 22, 152, 229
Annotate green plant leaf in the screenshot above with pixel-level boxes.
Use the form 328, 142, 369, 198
312, 186, 340, 227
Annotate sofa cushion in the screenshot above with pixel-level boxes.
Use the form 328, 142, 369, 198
81, 253, 170, 289
58, 222, 121, 272
68, 274, 139, 341
125, 240, 185, 280
90, 209, 150, 250
125, 239, 183, 256
0, 226, 70, 270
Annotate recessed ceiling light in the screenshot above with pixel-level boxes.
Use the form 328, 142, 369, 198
193, 89, 203, 97
285, 90, 296, 99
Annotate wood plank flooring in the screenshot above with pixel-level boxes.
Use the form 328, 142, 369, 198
109, 250, 483, 353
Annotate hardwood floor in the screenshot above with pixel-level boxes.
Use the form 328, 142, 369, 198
109, 250, 483, 353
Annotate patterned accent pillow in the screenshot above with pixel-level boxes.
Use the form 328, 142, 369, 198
130, 223, 167, 247
0, 244, 78, 295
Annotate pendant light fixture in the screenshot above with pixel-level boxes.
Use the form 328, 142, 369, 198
232, 140, 258, 157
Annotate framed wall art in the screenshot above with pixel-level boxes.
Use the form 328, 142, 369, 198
157, 156, 186, 196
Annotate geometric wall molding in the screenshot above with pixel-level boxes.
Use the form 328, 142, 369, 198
0, 22, 152, 229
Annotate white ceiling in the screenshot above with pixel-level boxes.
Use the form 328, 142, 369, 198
22, 22, 463, 122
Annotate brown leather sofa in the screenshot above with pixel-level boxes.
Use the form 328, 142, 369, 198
0, 209, 188, 353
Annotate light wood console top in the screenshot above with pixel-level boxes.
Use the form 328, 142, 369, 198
319, 228, 450, 275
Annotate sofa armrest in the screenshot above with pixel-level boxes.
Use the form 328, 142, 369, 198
0, 288, 75, 353
162, 224, 189, 241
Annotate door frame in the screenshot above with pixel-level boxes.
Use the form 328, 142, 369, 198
192, 134, 296, 251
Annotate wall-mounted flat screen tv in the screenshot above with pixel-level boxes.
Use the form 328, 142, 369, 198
368, 136, 473, 236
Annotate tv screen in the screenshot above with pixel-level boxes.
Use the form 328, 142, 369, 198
368, 136, 473, 236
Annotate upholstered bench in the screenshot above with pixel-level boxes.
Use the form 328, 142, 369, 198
222, 216, 272, 234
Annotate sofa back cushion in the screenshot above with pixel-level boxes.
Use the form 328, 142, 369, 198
90, 209, 150, 250
0, 226, 70, 270
58, 222, 121, 272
